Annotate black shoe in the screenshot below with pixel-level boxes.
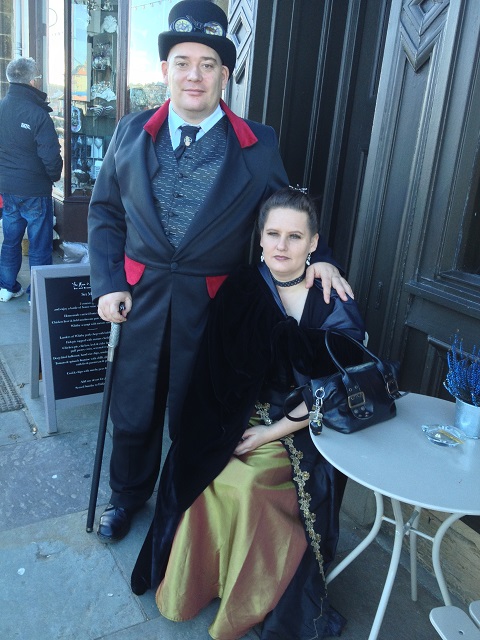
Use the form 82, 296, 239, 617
97, 504, 132, 542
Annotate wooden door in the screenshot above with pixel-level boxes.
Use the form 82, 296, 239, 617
227, 0, 390, 276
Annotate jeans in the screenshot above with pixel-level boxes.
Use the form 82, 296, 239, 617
0, 193, 53, 293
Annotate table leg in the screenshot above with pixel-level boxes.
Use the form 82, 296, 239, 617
409, 507, 422, 602
327, 491, 385, 584
328, 494, 463, 638
431, 512, 464, 606
368, 499, 405, 640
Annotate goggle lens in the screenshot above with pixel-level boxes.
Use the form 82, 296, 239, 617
170, 16, 225, 37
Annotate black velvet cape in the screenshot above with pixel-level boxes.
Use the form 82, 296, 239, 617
131, 264, 365, 639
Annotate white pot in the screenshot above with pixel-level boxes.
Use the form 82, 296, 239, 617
454, 398, 480, 439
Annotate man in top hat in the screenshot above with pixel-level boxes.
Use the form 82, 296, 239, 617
88, 0, 352, 542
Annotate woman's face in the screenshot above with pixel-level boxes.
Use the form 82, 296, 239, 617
260, 207, 318, 282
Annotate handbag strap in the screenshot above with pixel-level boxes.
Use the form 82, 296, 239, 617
324, 329, 402, 407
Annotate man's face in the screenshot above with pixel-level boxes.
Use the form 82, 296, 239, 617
161, 41, 229, 124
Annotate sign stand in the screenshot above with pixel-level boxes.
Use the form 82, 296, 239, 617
30, 264, 110, 433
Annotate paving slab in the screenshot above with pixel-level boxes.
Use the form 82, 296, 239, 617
0, 297, 31, 346
99, 501, 159, 622
98, 602, 261, 640
0, 426, 112, 532
0, 343, 33, 382
0, 340, 108, 437
329, 526, 445, 640
0, 511, 147, 640
0, 407, 34, 445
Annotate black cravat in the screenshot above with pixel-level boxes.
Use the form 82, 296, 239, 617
175, 125, 200, 159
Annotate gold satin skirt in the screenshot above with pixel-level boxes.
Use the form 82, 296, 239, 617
156, 439, 308, 640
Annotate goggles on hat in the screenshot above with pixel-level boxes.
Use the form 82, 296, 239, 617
169, 15, 225, 37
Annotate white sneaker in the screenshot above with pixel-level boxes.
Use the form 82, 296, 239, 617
0, 287, 25, 302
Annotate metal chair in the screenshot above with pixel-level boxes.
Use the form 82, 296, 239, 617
470, 601, 480, 626
430, 602, 480, 640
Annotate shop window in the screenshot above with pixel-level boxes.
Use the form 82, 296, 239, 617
71, 0, 118, 194
47, 0, 65, 194
438, 69, 480, 293
458, 178, 480, 276
440, 155, 480, 295
126, 0, 173, 113
47, 0, 119, 198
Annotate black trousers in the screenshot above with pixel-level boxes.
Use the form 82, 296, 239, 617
109, 315, 171, 510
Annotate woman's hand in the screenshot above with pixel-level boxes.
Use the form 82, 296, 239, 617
305, 262, 354, 303
235, 403, 310, 455
234, 425, 272, 455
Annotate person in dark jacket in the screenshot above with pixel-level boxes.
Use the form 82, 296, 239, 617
88, 0, 353, 544
0, 57, 63, 302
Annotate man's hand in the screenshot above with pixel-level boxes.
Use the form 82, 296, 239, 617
97, 291, 132, 323
305, 262, 354, 304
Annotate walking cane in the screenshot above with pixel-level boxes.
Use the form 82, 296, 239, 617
86, 315, 122, 533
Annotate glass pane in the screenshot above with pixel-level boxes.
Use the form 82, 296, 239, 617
71, 0, 119, 195
127, 0, 174, 113
459, 181, 480, 275
48, 0, 66, 195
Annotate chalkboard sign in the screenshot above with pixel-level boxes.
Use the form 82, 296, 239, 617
30, 264, 111, 433
44, 275, 110, 399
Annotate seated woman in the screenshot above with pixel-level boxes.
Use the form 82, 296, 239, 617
131, 187, 365, 639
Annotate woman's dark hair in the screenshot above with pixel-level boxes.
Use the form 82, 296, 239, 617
257, 187, 319, 236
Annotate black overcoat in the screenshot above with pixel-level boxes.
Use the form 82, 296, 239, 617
88, 99, 334, 434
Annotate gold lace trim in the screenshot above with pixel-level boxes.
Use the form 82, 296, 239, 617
281, 433, 326, 582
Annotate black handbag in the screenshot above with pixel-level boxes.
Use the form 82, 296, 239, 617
284, 329, 402, 435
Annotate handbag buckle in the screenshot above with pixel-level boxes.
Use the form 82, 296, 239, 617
348, 391, 366, 409
386, 378, 399, 397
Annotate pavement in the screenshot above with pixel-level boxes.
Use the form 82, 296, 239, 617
0, 225, 462, 639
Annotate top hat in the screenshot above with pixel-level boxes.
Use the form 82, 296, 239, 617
158, 0, 236, 76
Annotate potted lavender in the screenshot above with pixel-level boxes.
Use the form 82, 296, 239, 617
444, 335, 480, 439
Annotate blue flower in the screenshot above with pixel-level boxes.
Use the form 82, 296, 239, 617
444, 335, 480, 407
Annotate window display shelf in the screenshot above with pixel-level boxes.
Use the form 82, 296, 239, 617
44, 0, 171, 242
46, 0, 120, 241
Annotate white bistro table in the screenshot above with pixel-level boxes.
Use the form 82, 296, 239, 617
311, 392, 480, 640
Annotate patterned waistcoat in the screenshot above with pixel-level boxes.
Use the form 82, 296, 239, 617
152, 116, 228, 248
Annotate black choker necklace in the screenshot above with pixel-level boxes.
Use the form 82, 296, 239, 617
271, 270, 306, 287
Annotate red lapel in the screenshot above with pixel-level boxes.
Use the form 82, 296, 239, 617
143, 98, 258, 149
